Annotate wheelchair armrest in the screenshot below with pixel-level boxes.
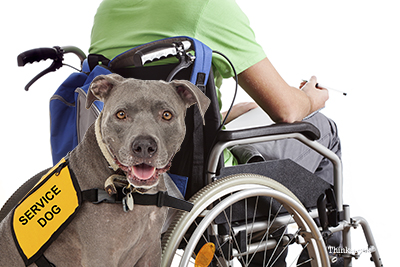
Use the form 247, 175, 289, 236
217, 122, 321, 142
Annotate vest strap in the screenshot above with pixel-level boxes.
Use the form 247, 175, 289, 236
81, 188, 193, 212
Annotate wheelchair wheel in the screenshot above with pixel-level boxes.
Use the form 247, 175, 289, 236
161, 174, 329, 267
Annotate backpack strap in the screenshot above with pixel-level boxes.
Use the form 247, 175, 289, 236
188, 37, 212, 89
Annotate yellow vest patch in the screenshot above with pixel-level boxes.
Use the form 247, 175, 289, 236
11, 158, 81, 266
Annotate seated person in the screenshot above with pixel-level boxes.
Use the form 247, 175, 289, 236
89, 0, 341, 185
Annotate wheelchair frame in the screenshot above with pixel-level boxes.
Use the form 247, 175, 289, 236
208, 127, 381, 266
6, 39, 383, 267
161, 122, 383, 267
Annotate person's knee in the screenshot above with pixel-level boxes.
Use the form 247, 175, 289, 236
304, 112, 341, 157
326, 117, 341, 158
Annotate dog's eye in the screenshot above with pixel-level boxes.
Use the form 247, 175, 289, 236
116, 110, 126, 120
162, 111, 173, 121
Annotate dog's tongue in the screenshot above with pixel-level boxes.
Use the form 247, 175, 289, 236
132, 164, 156, 180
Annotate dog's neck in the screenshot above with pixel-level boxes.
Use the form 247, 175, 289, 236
95, 113, 120, 171
68, 123, 115, 191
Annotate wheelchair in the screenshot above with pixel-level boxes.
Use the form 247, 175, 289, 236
1, 37, 383, 267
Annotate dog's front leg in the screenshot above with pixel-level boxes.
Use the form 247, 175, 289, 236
134, 241, 162, 267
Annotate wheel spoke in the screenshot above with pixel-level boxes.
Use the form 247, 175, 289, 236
161, 174, 328, 267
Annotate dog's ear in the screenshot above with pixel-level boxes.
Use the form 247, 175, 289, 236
171, 80, 211, 125
86, 74, 125, 109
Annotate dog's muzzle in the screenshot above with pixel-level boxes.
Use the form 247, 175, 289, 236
95, 114, 171, 189
116, 160, 172, 189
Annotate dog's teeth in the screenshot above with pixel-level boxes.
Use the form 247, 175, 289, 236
127, 166, 133, 175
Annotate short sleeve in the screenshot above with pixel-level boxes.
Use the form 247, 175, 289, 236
90, 0, 266, 78
194, 0, 266, 77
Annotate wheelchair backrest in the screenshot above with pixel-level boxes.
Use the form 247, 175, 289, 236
49, 37, 222, 199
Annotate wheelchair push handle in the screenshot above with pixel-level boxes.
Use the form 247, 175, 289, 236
133, 41, 192, 66
17, 46, 86, 67
17, 46, 87, 91
17, 47, 60, 66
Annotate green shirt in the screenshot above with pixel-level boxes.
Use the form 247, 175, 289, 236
90, 0, 266, 165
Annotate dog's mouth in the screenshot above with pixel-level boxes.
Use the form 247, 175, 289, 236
132, 164, 157, 180
116, 160, 172, 189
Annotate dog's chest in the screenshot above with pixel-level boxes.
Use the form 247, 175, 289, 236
79, 202, 167, 238
47, 202, 168, 265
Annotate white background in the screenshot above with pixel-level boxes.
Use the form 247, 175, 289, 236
1, 0, 398, 265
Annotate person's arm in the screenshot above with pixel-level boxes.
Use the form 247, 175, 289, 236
238, 57, 328, 123
221, 102, 258, 124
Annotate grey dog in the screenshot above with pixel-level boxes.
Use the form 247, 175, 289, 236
0, 74, 210, 266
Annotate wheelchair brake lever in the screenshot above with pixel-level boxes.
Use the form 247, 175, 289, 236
23, 59, 63, 91
20, 46, 64, 91
19, 46, 86, 91
166, 51, 195, 82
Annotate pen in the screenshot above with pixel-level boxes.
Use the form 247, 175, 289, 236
302, 80, 347, 96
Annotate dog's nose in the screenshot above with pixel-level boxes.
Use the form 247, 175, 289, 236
132, 136, 157, 158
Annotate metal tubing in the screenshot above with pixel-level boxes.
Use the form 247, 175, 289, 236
343, 205, 352, 267
232, 237, 294, 257
207, 132, 344, 211
352, 216, 383, 267
179, 188, 330, 267
231, 208, 319, 236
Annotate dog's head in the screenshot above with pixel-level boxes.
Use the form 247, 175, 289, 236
86, 74, 210, 189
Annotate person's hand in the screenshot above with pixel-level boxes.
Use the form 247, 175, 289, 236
222, 102, 258, 124
300, 76, 329, 113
